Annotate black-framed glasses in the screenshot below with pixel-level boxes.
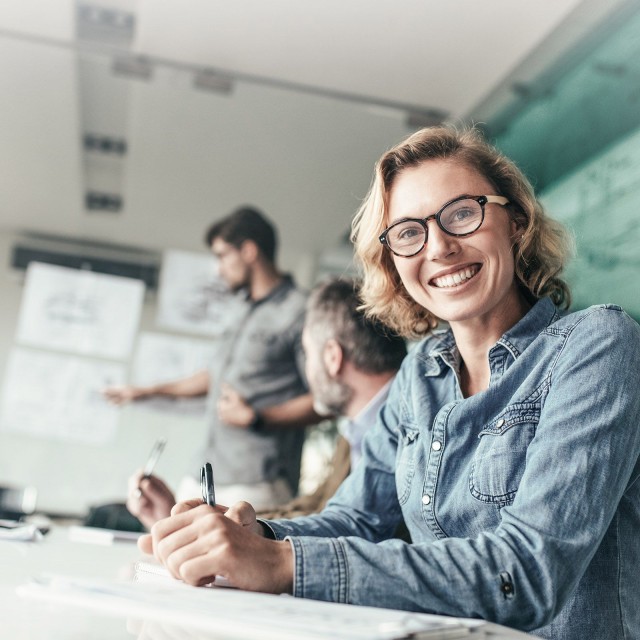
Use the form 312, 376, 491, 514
379, 195, 510, 258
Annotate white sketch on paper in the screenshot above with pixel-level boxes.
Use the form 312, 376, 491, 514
15, 262, 145, 360
129, 332, 219, 416
156, 250, 245, 336
0, 348, 124, 445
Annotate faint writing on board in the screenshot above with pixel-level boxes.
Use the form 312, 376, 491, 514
16, 263, 145, 360
128, 332, 219, 416
541, 125, 640, 320
0, 348, 124, 445
157, 250, 245, 336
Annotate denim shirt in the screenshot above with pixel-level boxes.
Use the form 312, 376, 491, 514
266, 299, 640, 639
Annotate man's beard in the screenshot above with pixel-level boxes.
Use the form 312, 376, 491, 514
311, 367, 352, 417
229, 284, 245, 294
228, 278, 249, 294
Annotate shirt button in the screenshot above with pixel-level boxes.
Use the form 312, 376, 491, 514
422, 494, 431, 505
496, 418, 505, 427
431, 441, 442, 451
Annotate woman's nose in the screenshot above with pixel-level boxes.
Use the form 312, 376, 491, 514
424, 222, 459, 261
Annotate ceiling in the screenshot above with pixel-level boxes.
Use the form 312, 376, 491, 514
0, 0, 635, 277
0, 0, 615, 119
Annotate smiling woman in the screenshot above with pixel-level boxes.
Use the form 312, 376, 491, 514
353, 126, 573, 339
140, 126, 640, 640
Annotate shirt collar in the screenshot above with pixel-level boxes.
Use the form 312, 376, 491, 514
340, 379, 393, 437
246, 274, 295, 307
422, 297, 560, 376
493, 297, 560, 360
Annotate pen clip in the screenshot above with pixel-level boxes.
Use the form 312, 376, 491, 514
200, 462, 216, 507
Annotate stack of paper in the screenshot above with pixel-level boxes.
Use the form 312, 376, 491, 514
18, 573, 533, 640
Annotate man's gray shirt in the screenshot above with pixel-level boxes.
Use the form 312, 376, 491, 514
201, 276, 308, 493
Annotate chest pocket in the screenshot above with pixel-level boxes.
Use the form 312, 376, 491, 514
395, 424, 420, 505
469, 403, 540, 506
241, 329, 290, 367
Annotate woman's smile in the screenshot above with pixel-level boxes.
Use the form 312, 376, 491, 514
429, 263, 481, 289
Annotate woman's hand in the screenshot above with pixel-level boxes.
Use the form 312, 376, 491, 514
138, 500, 293, 594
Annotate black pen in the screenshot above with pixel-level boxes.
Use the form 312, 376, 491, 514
134, 437, 167, 499
200, 462, 216, 507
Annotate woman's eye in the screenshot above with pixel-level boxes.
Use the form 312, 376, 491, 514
452, 207, 474, 221
397, 226, 423, 241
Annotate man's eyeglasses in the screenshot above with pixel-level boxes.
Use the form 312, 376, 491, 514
379, 195, 510, 258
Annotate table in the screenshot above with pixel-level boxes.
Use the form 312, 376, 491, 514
1, 525, 142, 639
0, 524, 535, 640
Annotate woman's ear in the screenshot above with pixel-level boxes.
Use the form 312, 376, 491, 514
507, 204, 527, 240
508, 214, 521, 237
323, 338, 344, 377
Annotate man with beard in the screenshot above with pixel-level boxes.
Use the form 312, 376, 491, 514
106, 206, 319, 513
257, 277, 407, 518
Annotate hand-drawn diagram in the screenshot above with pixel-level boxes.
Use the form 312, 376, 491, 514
129, 332, 219, 416
0, 348, 124, 445
156, 250, 245, 336
16, 262, 145, 360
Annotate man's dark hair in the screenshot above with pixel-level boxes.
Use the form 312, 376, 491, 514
204, 206, 277, 263
306, 277, 407, 374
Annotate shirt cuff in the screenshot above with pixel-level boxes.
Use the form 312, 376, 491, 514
256, 518, 277, 539
285, 536, 349, 603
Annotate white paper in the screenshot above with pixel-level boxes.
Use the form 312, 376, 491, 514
156, 250, 245, 336
67, 526, 142, 545
128, 332, 218, 415
17, 573, 521, 640
0, 348, 124, 445
16, 262, 145, 360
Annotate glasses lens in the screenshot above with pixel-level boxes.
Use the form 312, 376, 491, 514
386, 221, 426, 256
440, 199, 483, 235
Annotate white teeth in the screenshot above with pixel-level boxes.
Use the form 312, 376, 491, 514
432, 266, 478, 289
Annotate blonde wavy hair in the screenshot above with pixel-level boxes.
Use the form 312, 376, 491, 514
351, 125, 573, 339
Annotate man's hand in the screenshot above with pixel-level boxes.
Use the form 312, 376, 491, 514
138, 500, 293, 594
103, 385, 146, 405
127, 471, 176, 530
217, 383, 256, 429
